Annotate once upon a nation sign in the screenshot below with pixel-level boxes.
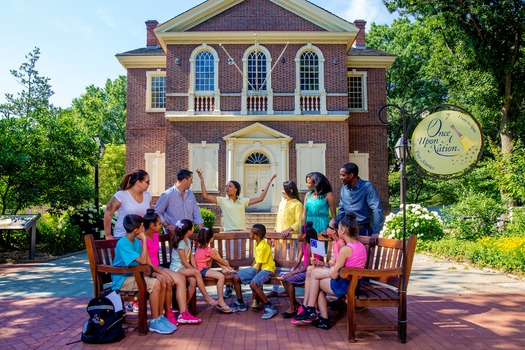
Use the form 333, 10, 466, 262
410, 107, 483, 179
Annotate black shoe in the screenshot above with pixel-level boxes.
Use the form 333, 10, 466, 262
293, 306, 317, 322
311, 316, 331, 330
280, 311, 296, 318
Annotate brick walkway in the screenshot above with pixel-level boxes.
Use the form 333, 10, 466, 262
1, 253, 524, 349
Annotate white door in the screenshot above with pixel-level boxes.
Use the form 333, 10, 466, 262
244, 165, 272, 212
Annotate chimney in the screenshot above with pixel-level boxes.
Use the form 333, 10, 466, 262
353, 19, 366, 48
146, 20, 159, 48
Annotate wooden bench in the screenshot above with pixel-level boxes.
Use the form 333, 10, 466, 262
84, 234, 152, 336
340, 234, 418, 343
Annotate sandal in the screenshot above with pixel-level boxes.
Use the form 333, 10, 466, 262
280, 311, 296, 318
216, 305, 233, 313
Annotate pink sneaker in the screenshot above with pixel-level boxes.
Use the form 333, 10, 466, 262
291, 306, 304, 324
167, 312, 179, 326
177, 310, 201, 324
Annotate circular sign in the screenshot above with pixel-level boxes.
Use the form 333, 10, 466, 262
410, 108, 483, 178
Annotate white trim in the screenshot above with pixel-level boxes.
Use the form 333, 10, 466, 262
144, 151, 166, 196
188, 44, 221, 115
146, 70, 166, 112
294, 44, 327, 115
295, 143, 327, 191
241, 45, 274, 115
348, 70, 368, 111
188, 143, 220, 192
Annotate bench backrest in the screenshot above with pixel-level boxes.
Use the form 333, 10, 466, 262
85, 235, 118, 297
367, 235, 417, 288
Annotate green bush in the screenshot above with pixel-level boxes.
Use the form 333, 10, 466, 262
442, 193, 505, 240
423, 236, 525, 274
381, 204, 445, 241
37, 213, 82, 256
195, 207, 215, 231
505, 207, 525, 237
67, 204, 105, 239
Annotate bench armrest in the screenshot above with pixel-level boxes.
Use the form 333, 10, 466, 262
97, 264, 153, 276
339, 267, 403, 280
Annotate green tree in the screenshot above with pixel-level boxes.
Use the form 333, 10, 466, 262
99, 144, 126, 205
383, 0, 525, 154
70, 75, 127, 145
0, 48, 98, 215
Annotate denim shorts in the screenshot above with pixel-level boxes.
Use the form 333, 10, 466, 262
236, 267, 272, 288
330, 277, 363, 297
200, 268, 209, 278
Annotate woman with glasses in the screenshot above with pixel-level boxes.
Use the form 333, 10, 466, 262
104, 169, 152, 239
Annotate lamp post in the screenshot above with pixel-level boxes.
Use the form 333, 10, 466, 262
94, 136, 106, 211
378, 104, 412, 343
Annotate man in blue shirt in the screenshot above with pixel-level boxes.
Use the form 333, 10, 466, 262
155, 169, 203, 232
332, 162, 384, 236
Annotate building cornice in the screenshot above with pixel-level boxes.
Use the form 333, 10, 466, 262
348, 55, 396, 69
116, 55, 166, 69
164, 113, 349, 122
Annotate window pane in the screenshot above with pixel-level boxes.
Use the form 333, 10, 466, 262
300, 51, 319, 91
196, 51, 214, 91
247, 51, 267, 91
151, 75, 166, 109
348, 76, 363, 109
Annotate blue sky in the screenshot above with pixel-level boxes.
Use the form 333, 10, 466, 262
0, 0, 398, 108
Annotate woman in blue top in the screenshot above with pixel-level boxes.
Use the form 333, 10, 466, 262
301, 172, 336, 236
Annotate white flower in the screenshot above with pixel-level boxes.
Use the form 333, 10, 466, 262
414, 222, 419, 227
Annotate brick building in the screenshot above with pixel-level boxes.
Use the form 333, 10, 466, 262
116, 0, 395, 214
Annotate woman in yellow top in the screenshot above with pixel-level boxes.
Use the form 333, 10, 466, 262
267, 180, 304, 298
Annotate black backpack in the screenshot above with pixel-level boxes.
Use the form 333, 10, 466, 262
81, 296, 125, 344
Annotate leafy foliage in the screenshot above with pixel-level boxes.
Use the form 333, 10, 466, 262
37, 212, 82, 256
381, 203, 444, 241
68, 204, 105, 239
200, 208, 216, 230
70, 76, 127, 145
99, 144, 126, 206
442, 193, 506, 240
0, 48, 98, 214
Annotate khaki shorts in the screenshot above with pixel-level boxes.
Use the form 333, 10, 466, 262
119, 275, 157, 293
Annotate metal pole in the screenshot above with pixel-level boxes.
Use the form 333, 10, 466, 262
399, 110, 408, 343
95, 162, 99, 211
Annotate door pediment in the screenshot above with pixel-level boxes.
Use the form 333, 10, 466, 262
223, 122, 292, 142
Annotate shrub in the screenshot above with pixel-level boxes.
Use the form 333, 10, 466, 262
505, 206, 525, 237
67, 204, 105, 239
37, 212, 82, 256
442, 193, 505, 240
194, 208, 216, 231
381, 204, 444, 241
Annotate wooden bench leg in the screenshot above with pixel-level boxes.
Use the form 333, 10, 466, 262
189, 293, 197, 316
347, 296, 357, 342
137, 293, 148, 335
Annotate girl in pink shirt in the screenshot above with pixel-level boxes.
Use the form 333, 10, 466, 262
194, 227, 235, 313
143, 209, 201, 325
280, 222, 319, 318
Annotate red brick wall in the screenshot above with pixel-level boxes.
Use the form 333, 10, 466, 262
189, 0, 326, 32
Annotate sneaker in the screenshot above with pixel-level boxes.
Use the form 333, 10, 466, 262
293, 306, 317, 323
159, 316, 178, 332
223, 285, 233, 298
290, 305, 304, 324
311, 316, 331, 330
126, 301, 138, 313
261, 304, 277, 319
167, 312, 179, 327
231, 301, 248, 312
177, 310, 201, 324
149, 317, 175, 334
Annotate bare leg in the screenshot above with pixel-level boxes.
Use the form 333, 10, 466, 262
250, 281, 269, 304
205, 269, 229, 309
232, 274, 243, 302
306, 268, 330, 308
149, 279, 163, 319
317, 278, 333, 319
165, 270, 187, 312
178, 268, 217, 305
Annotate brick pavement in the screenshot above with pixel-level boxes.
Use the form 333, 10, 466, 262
1, 253, 524, 349
2, 293, 525, 349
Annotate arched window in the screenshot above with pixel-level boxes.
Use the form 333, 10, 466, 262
300, 51, 319, 91
245, 152, 270, 164
247, 51, 267, 91
195, 51, 214, 91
